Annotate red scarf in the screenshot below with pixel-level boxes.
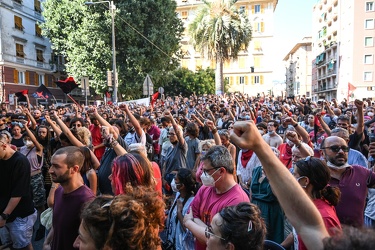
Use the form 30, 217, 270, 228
241, 150, 254, 168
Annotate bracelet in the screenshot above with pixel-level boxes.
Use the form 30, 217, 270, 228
110, 140, 119, 147
293, 123, 298, 128
211, 128, 218, 134
295, 141, 302, 148
51, 186, 58, 189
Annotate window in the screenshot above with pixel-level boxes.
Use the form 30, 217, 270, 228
14, 16, 23, 31
366, 2, 374, 11
364, 71, 373, 81
365, 37, 374, 46
35, 24, 42, 37
365, 55, 374, 64
36, 49, 44, 62
239, 76, 245, 84
18, 71, 25, 84
365, 19, 374, 29
254, 5, 261, 13
253, 40, 261, 50
38, 74, 45, 85
34, 0, 41, 12
251, 75, 264, 84
195, 58, 202, 69
16, 43, 25, 58
254, 21, 264, 32
181, 11, 188, 20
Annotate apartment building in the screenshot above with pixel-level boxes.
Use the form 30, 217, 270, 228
283, 37, 313, 98
176, 0, 278, 95
0, 0, 67, 106
311, 0, 375, 101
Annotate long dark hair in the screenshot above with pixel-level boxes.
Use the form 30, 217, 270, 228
295, 157, 341, 206
79, 146, 94, 175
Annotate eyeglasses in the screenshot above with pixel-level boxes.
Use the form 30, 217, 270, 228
205, 226, 226, 241
321, 145, 349, 153
72, 123, 82, 127
168, 133, 176, 136
203, 167, 220, 175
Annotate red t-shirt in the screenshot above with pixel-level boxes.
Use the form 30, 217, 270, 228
151, 161, 162, 196
89, 124, 105, 162
298, 199, 341, 250
278, 143, 293, 169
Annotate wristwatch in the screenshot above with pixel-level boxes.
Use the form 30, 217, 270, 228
1, 212, 9, 220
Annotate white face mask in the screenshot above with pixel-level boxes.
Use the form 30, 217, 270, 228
368, 112, 374, 117
326, 161, 350, 170
268, 130, 275, 135
200, 168, 221, 187
24, 140, 33, 147
171, 179, 179, 193
258, 129, 264, 135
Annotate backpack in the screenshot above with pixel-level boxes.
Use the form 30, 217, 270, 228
145, 133, 154, 161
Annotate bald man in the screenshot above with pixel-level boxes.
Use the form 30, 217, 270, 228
321, 136, 375, 227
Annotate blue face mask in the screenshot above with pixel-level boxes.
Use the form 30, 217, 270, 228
201, 151, 207, 156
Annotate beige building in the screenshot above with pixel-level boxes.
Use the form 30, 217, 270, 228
176, 0, 278, 95
283, 37, 313, 98
311, 0, 375, 101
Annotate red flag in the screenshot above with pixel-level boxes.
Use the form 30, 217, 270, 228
55, 76, 78, 94
348, 82, 356, 91
151, 91, 160, 107
15, 90, 28, 102
313, 115, 321, 144
105, 92, 111, 98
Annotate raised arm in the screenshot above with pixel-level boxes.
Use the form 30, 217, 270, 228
122, 104, 143, 139
205, 120, 221, 145
53, 111, 84, 147
23, 108, 37, 130
44, 113, 62, 137
230, 121, 329, 250
23, 120, 43, 153
165, 111, 185, 145
354, 99, 364, 135
317, 112, 331, 136
286, 117, 310, 143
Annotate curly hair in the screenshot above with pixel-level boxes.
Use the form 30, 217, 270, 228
198, 139, 215, 152
75, 127, 92, 147
295, 157, 341, 206
81, 186, 165, 250
218, 202, 266, 250
111, 154, 153, 195
323, 226, 375, 249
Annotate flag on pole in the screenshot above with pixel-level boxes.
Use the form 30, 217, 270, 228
150, 91, 160, 107
15, 90, 28, 102
348, 82, 356, 99
55, 76, 78, 94
32, 84, 53, 99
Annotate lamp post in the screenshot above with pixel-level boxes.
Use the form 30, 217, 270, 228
85, 1, 117, 103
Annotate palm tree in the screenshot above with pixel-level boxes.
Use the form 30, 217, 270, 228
189, 0, 252, 94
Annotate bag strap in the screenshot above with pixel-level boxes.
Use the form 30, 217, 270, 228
25, 146, 35, 158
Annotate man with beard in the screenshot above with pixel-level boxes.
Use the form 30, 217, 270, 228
44, 146, 95, 250
321, 136, 375, 227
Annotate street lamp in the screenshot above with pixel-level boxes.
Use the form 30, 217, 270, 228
85, 1, 117, 103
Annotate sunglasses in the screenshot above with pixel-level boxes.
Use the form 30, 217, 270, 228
321, 145, 349, 153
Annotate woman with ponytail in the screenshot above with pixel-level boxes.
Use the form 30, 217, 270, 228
288, 156, 342, 250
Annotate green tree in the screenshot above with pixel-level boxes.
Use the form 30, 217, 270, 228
189, 0, 252, 95
163, 67, 217, 96
42, 0, 183, 100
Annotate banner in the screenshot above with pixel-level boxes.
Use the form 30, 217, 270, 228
118, 97, 150, 107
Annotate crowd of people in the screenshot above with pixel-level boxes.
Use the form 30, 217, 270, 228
0, 92, 375, 250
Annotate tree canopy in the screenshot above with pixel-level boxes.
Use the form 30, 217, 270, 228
42, 0, 183, 100
188, 0, 252, 94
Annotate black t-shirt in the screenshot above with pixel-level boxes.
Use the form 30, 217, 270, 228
349, 131, 362, 152
0, 151, 34, 222
11, 137, 24, 148
98, 136, 128, 195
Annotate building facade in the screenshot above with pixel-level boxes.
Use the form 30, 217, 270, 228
311, 0, 375, 101
0, 0, 92, 107
283, 37, 313, 98
176, 0, 278, 95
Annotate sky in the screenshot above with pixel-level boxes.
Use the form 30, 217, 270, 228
272, 0, 317, 81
